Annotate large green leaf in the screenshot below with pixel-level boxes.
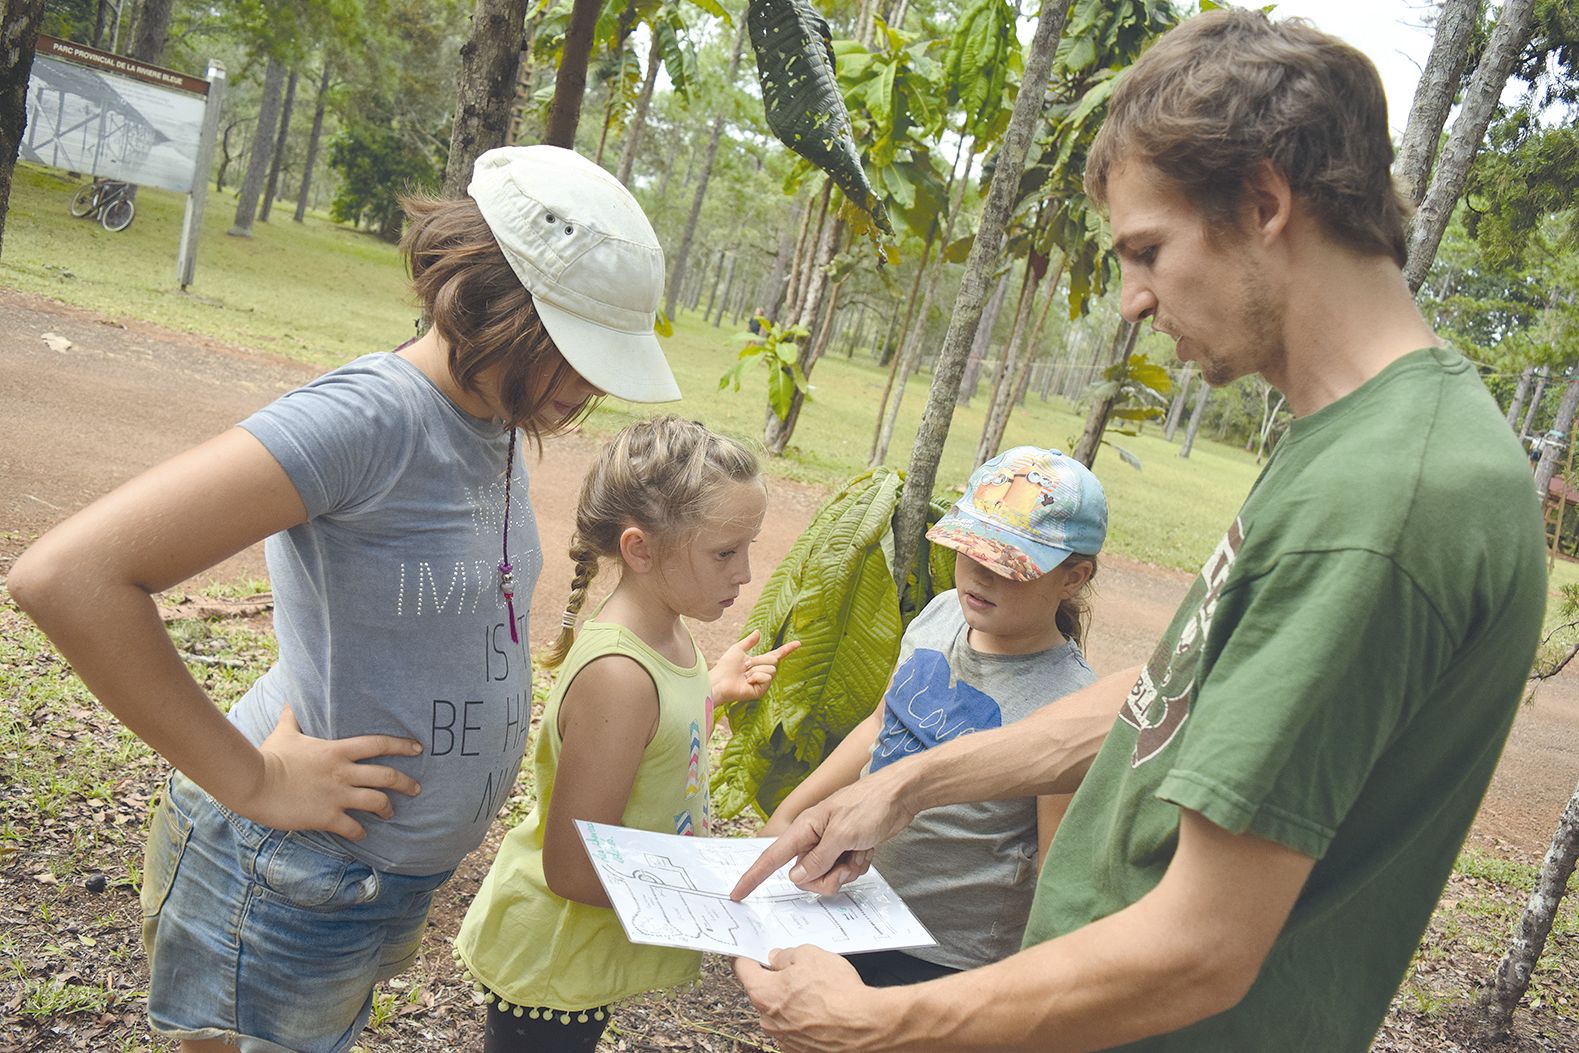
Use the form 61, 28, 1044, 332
942, 0, 1014, 141
746, 0, 892, 238
712, 468, 955, 819
653, 12, 697, 101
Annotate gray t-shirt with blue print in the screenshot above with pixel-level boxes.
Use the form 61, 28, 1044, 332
234, 352, 542, 875
863, 590, 1096, 969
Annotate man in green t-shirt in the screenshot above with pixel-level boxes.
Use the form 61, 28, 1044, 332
729, 10, 1547, 1053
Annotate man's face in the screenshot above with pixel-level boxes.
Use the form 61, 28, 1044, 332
1107, 163, 1285, 388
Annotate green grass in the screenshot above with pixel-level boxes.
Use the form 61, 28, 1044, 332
2, 163, 415, 366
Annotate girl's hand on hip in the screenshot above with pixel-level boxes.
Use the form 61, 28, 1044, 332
710, 630, 801, 705
247, 705, 423, 839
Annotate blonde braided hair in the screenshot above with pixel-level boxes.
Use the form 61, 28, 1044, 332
539, 416, 760, 669
542, 538, 602, 669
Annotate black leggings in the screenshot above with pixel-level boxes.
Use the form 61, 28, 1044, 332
483, 999, 611, 1053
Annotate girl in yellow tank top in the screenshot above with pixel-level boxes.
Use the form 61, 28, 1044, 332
456, 416, 798, 1052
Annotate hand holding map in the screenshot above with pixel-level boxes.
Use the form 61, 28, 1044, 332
575, 821, 935, 965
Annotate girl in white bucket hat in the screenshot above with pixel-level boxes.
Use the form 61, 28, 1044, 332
11, 146, 679, 1053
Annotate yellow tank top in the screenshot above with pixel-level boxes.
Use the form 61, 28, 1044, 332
456, 620, 712, 1011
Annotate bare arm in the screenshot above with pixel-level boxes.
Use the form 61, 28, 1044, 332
1035, 793, 1072, 871
761, 701, 885, 837
8, 428, 421, 837
736, 809, 1316, 1052
541, 655, 660, 908
732, 664, 1141, 898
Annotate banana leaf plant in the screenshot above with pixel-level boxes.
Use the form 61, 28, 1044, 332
746, 0, 892, 245
712, 468, 955, 819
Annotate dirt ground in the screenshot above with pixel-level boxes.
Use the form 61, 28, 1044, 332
3, 286, 1577, 1050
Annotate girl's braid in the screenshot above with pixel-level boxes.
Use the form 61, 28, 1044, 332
541, 537, 601, 669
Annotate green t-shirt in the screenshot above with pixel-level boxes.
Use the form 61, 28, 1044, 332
1023, 348, 1546, 1051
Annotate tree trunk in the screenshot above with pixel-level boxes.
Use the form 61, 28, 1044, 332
704, 250, 729, 319
763, 214, 844, 456
712, 253, 737, 327
978, 260, 1036, 427
1394, 0, 1479, 204
960, 265, 1012, 406
1072, 321, 1141, 468
872, 147, 977, 466
594, 92, 616, 165
808, 279, 843, 362
979, 259, 1064, 462
445, 0, 529, 197
1523, 367, 1549, 439
974, 262, 1038, 463
758, 195, 803, 324
1506, 366, 1534, 428
295, 63, 331, 222
216, 119, 241, 192
871, 137, 972, 461
868, 224, 937, 463
543, 0, 602, 148
230, 56, 287, 237
617, 39, 661, 184
91, 0, 109, 48
664, 19, 748, 320
129, 0, 174, 63
1164, 367, 1194, 440
1179, 382, 1210, 458
1255, 389, 1287, 464
891, 0, 1073, 585
1404, 0, 1538, 292
507, 14, 542, 146
0, 0, 45, 260
259, 68, 297, 222
783, 182, 832, 322
1474, 779, 1579, 1043
1533, 373, 1579, 501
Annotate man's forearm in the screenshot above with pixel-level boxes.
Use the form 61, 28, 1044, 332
882, 665, 1138, 818
869, 811, 1311, 1053
882, 896, 1239, 1052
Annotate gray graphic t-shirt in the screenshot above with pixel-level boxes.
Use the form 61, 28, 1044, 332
234, 352, 542, 874
864, 590, 1096, 969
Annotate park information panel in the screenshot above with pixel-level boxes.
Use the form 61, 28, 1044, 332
577, 821, 936, 965
23, 35, 211, 194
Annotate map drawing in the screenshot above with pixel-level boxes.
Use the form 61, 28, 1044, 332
576, 821, 936, 964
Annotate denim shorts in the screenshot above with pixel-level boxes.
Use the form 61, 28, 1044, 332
140, 772, 454, 1053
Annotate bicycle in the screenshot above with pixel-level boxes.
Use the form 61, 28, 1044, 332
68, 179, 136, 232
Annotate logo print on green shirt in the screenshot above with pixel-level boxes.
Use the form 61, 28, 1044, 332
1120, 519, 1244, 765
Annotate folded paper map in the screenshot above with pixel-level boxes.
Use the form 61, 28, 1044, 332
575, 821, 936, 965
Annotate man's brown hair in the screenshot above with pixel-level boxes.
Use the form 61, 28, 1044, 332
1086, 8, 1412, 266
400, 194, 587, 442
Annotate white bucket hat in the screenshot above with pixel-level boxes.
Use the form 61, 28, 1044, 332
468, 145, 680, 403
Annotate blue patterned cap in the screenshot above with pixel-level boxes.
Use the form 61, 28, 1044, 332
925, 447, 1107, 581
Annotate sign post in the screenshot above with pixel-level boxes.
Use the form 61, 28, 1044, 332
177, 62, 223, 289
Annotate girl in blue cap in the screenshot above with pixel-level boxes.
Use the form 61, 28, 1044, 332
762, 446, 1108, 987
